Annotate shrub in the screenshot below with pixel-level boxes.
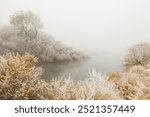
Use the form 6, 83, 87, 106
46, 71, 121, 100
124, 42, 150, 68
108, 72, 145, 99
0, 53, 42, 99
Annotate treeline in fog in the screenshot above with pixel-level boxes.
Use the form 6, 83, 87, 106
0, 11, 85, 62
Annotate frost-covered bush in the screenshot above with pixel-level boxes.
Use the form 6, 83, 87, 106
124, 42, 150, 68
0, 11, 85, 62
108, 65, 150, 100
0, 53, 42, 99
122, 42, 150, 99
15, 80, 52, 100
15, 70, 121, 100
129, 65, 150, 99
108, 72, 145, 99
46, 70, 120, 100
80, 70, 120, 100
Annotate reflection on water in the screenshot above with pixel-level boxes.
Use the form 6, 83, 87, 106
38, 53, 123, 80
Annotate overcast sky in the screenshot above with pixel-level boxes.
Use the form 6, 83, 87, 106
0, 0, 150, 53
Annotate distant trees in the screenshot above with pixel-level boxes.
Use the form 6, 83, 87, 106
124, 42, 150, 68
9, 11, 43, 41
0, 11, 85, 62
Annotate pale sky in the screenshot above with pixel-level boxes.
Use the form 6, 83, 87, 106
0, 0, 150, 53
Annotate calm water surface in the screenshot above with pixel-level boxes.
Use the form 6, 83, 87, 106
39, 52, 123, 80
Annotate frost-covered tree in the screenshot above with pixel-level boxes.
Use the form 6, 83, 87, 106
0, 11, 85, 62
9, 11, 43, 41
0, 25, 17, 54
124, 42, 150, 68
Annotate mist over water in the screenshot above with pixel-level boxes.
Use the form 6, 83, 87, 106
39, 50, 123, 80
1, 0, 150, 80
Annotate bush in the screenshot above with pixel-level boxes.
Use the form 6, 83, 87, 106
46, 71, 121, 100
0, 53, 42, 99
108, 71, 145, 99
108, 65, 150, 100
124, 42, 150, 68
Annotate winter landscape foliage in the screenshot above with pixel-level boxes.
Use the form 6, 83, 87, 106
0, 11, 85, 62
0, 42, 150, 100
0, 11, 150, 100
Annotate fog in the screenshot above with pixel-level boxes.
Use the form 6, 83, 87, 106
1, 0, 150, 79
